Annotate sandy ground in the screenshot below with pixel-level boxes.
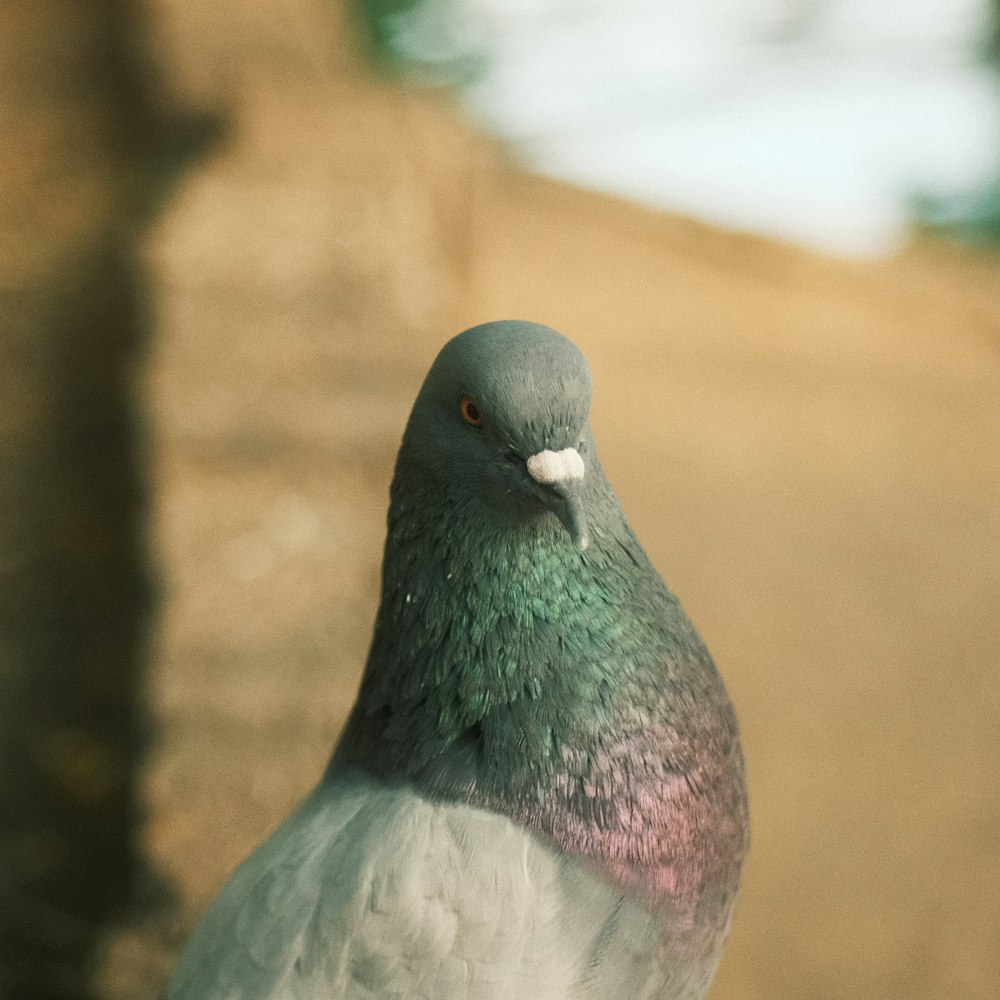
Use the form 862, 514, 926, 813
95, 1, 1000, 997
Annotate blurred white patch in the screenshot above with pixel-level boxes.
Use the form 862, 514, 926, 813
449, 0, 998, 256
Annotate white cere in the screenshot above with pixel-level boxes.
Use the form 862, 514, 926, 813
526, 448, 585, 486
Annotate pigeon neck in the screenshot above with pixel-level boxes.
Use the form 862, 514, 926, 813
338, 456, 708, 796
333, 459, 747, 931
341, 457, 655, 766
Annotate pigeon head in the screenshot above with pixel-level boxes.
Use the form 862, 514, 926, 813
401, 320, 594, 548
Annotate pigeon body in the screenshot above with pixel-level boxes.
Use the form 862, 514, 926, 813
168, 321, 748, 1000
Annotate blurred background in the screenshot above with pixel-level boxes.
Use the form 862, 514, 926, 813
1, 1, 997, 998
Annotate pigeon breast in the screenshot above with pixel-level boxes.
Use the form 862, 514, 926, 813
168, 772, 720, 1000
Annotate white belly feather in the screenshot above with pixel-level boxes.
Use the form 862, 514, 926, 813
167, 772, 674, 1000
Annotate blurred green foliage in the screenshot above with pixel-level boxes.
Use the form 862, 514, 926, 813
347, 0, 484, 83
912, 0, 1000, 247
349, 0, 421, 70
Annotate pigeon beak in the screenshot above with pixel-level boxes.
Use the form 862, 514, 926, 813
550, 483, 589, 551
526, 448, 589, 551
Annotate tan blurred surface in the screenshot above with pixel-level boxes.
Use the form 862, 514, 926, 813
95, 1, 1000, 997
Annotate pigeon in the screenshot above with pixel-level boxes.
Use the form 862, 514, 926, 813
167, 320, 749, 1000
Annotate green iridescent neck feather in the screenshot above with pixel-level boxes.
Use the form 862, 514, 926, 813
339, 439, 703, 798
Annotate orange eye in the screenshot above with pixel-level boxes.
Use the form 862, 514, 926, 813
460, 395, 483, 427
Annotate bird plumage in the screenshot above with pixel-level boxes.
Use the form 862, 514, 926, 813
168, 320, 748, 1000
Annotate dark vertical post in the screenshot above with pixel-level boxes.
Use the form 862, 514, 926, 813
0, 1, 190, 995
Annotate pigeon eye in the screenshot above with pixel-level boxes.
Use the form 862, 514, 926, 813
460, 395, 483, 428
